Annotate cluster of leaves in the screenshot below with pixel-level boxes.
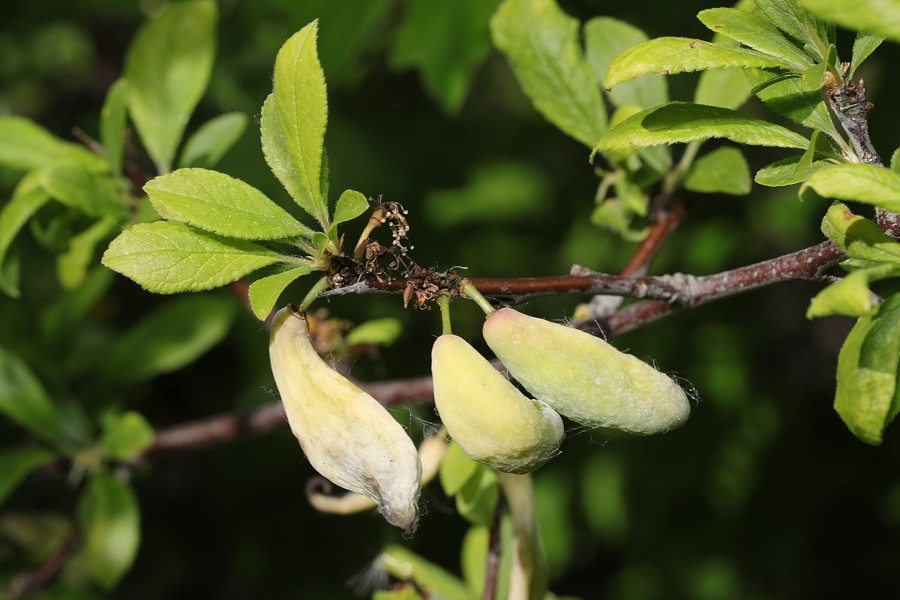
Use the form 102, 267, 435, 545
492, 0, 900, 444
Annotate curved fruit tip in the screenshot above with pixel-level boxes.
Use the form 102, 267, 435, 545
483, 308, 690, 435
269, 306, 422, 533
431, 334, 564, 473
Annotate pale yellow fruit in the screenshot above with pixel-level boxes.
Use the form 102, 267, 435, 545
269, 307, 421, 533
482, 308, 689, 435
431, 334, 564, 473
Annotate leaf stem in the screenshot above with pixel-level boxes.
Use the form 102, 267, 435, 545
462, 282, 496, 315
437, 295, 453, 335
300, 276, 330, 311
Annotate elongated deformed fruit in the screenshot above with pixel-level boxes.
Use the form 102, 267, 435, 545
269, 306, 421, 533
482, 308, 690, 435
431, 334, 564, 473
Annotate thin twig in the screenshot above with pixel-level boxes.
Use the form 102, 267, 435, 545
6, 528, 82, 599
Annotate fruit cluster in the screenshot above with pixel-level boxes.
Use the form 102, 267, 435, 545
268, 289, 690, 533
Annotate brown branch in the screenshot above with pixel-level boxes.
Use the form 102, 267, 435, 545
580, 240, 844, 334
142, 375, 436, 455
825, 77, 900, 233
7, 528, 82, 599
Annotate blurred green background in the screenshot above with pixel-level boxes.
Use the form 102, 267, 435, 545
2, 0, 900, 598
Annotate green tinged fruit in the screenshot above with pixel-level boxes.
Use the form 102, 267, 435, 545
269, 307, 421, 533
431, 334, 564, 473
482, 308, 690, 435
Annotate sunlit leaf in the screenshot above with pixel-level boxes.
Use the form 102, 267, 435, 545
605, 37, 789, 89
801, 165, 900, 212
144, 168, 312, 240
745, 69, 841, 139
345, 318, 402, 347
102, 221, 282, 294
40, 160, 126, 218
697, 8, 814, 69
850, 32, 884, 78
820, 202, 900, 264
808, 264, 900, 318
491, 0, 607, 147
835, 294, 900, 445
332, 189, 369, 226
248, 266, 311, 321
124, 0, 217, 173
178, 112, 248, 169
800, 0, 900, 43
695, 68, 752, 110
379, 545, 470, 600
754, 155, 831, 187
593, 103, 808, 156
0, 116, 95, 171
439, 440, 481, 496
584, 17, 667, 110
273, 21, 329, 226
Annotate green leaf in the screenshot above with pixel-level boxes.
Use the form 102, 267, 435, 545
144, 168, 311, 240
754, 155, 831, 187
460, 525, 489, 598
820, 202, 900, 264
379, 545, 471, 600
390, 0, 498, 114
248, 266, 311, 321
101, 294, 237, 383
757, 0, 819, 47
835, 294, 900, 445
455, 465, 499, 526
40, 160, 126, 218
332, 189, 369, 226
100, 79, 128, 178
584, 17, 668, 110
273, 21, 329, 227
892, 148, 900, 173
0, 116, 94, 171
0, 187, 51, 297
124, 0, 217, 173
801, 164, 900, 212
808, 264, 900, 318
78, 469, 140, 590
261, 94, 312, 218
799, 0, 900, 43
593, 102, 809, 156
745, 69, 841, 139
57, 217, 118, 290
850, 32, 885, 79
0, 346, 62, 444
439, 440, 481, 496
0, 446, 56, 505
102, 221, 282, 294
697, 8, 814, 69
694, 68, 752, 110
491, 0, 607, 147
345, 318, 403, 347
178, 112, 248, 169
101, 412, 155, 461
605, 37, 789, 89
682, 146, 751, 195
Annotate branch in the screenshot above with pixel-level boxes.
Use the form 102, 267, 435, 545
6, 529, 82, 599
579, 240, 844, 334
143, 375, 436, 455
826, 77, 900, 232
